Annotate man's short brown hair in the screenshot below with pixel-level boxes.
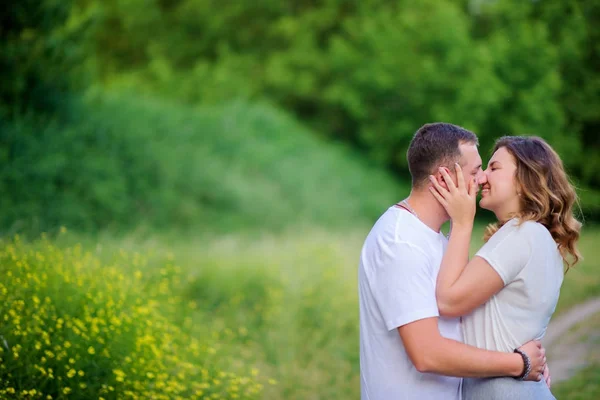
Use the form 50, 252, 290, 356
407, 123, 478, 188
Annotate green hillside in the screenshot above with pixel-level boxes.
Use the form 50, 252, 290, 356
1, 92, 408, 235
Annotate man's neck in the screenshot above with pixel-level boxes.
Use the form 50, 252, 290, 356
403, 188, 449, 233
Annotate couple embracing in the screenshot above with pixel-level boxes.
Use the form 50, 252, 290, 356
358, 123, 581, 399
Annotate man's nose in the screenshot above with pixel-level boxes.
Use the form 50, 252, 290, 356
476, 171, 487, 186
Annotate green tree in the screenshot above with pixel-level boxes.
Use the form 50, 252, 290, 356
534, 0, 600, 188
0, 0, 92, 115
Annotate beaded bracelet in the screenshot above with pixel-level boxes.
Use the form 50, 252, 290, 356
513, 348, 532, 380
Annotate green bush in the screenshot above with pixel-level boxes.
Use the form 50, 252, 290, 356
0, 0, 91, 117
82, 0, 600, 200
4, 0, 599, 225
1, 92, 406, 234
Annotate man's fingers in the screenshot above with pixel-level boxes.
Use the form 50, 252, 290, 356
519, 340, 548, 382
543, 364, 551, 389
535, 362, 544, 381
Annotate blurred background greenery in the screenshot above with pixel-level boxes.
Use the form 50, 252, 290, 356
1, 0, 599, 399
1, 0, 599, 234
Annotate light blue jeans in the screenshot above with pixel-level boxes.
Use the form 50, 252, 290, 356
463, 377, 556, 400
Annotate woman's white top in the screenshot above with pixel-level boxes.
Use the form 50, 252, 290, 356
462, 218, 564, 352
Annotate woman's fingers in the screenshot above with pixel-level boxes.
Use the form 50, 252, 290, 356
429, 175, 449, 199
468, 176, 478, 198
439, 164, 471, 196
439, 167, 458, 194
453, 163, 466, 193
428, 185, 448, 209
428, 175, 449, 207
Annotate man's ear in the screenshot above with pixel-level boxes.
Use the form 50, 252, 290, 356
436, 167, 452, 189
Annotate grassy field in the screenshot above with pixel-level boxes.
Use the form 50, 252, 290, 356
554, 364, 600, 400
1, 222, 598, 399
552, 312, 600, 399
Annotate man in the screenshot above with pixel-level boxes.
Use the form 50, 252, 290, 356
358, 123, 546, 399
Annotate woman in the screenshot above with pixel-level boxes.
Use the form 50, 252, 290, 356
429, 136, 581, 399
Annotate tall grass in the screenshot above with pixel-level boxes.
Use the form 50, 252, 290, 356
0, 233, 266, 399
5, 224, 599, 399
1, 227, 365, 399
92, 227, 365, 400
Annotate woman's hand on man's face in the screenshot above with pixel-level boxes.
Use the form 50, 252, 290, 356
428, 163, 477, 228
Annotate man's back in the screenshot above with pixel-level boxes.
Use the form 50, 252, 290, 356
358, 206, 462, 399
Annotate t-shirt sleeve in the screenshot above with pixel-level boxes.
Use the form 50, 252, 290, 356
371, 242, 439, 331
475, 222, 532, 285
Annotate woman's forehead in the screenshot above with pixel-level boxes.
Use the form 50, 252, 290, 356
489, 147, 515, 165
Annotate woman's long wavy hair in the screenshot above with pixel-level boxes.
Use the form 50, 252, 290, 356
483, 136, 582, 269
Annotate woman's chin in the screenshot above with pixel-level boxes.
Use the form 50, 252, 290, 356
478, 197, 492, 211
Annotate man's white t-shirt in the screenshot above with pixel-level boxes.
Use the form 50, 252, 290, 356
359, 206, 462, 400
462, 218, 564, 352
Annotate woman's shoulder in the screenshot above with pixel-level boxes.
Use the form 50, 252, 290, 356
493, 218, 546, 236
512, 218, 552, 238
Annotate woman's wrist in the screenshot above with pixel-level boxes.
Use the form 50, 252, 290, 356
450, 221, 473, 234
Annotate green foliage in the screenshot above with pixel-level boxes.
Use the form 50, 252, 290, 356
2, 0, 599, 230
553, 364, 600, 399
0, 0, 91, 116
0, 234, 263, 399
73, 0, 599, 216
322, 0, 502, 166
0, 92, 406, 234
534, 0, 600, 188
